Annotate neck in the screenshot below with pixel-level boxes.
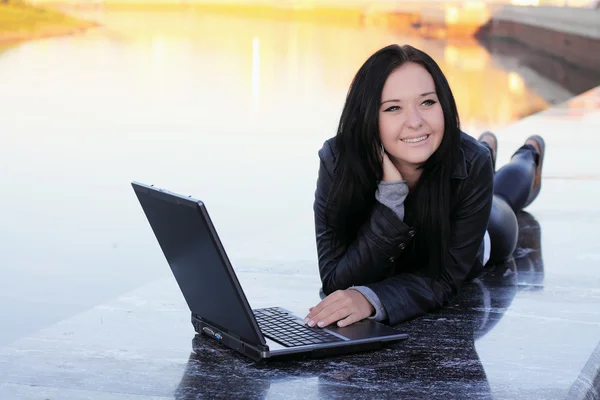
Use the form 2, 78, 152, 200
393, 160, 423, 191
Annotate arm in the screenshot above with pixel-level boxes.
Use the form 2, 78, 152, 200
349, 180, 411, 321
313, 142, 415, 295
365, 152, 494, 326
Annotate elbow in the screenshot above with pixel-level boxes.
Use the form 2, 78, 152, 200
439, 279, 460, 306
321, 277, 338, 296
321, 270, 347, 295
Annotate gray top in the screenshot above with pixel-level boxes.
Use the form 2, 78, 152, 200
348, 180, 409, 321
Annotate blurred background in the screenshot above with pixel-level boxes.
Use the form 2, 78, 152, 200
0, 0, 599, 345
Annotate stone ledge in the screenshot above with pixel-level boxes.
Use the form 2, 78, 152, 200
489, 5, 600, 40
476, 6, 600, 72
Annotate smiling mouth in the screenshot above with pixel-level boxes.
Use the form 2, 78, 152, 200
401, 135, 430, 144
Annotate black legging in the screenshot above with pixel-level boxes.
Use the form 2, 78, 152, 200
483, 143, 540, 265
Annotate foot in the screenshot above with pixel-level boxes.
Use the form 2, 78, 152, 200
522, 135, 545, 208
478, 131, 498, 170
525, 136, 544, 191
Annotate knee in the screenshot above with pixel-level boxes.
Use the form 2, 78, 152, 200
494, 162, 527, 190
488, 197, 518, 264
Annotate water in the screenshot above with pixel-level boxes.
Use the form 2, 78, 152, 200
0, 9, 568, 344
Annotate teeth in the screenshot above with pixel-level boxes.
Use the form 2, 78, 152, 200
402, 135, 428, 143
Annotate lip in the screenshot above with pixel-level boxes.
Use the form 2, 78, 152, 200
401, 134, 430, 146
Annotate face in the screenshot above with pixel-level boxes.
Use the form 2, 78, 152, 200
378, 62, 445, 168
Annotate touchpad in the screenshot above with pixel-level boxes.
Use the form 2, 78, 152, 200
324, 320, 404, 341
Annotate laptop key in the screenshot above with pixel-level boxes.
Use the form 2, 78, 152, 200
255, 307, 343, 348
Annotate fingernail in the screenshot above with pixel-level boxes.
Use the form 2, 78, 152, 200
317, 321, 324, 328
308, 320, 315, 327
303, 318, 309, 324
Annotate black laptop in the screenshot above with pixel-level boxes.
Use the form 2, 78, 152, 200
132, 182, 408, 361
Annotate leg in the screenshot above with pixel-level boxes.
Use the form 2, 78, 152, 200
493, 137, 544, 212
486, 195, 519, 265
478, 133, 546, 265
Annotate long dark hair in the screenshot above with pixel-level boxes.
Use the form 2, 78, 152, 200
326, 44, 462, 277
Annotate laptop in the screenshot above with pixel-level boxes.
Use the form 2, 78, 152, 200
132, 182, 408, 361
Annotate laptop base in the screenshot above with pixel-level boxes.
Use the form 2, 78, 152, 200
192, 313, 405, 362
191, 332, 387, 363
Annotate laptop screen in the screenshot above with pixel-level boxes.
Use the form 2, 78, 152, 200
132, 183, 265, 346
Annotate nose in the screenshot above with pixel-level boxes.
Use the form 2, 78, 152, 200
406, 106, 424, 129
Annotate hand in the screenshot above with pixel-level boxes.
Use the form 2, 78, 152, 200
304, 290, 375, 328
382, 147, 403, 182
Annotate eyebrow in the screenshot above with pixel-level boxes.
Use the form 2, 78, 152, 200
380, 91, 437, 106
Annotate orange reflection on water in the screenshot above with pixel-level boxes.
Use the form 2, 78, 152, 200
67, 8, 549, 133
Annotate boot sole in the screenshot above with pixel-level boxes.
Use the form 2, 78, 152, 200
523, 135, 545, 208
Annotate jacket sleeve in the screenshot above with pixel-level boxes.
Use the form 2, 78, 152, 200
314, 141, 415, 295
365, 151, 494, 326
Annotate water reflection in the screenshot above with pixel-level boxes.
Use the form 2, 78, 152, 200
63, 9, 551, 132
477, 36, 600, 106
173, 211, 544, 399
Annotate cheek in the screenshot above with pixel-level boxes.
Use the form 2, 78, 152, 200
378, 116, 389, 141
432, 108, 445, 134
378, 115, 400, 142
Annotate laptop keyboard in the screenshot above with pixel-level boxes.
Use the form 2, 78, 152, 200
253, 307, 343, 347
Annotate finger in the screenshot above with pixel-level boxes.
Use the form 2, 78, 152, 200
305, 300, 330, 322
310, 294, 355, 327
306, 301, 338, 326
305, 291, 344, 321
305, 300, 326, 320
309, 293, 346, 321
305, 307, 314, 317
337, 312, 361, 328
314, 307, 352, 328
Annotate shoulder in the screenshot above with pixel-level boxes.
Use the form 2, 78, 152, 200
318, 136, 338, 174
453, 133, 494, 208
460, 131, 490, 164
459, 131, 493, 176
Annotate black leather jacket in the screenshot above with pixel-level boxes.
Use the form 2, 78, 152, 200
313, 132, 494, 325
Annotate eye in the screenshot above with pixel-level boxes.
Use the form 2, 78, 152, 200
384, 106, 401, 112
422, 99, 437, 106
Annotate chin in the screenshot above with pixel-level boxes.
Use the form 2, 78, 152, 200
405, 157, 430, 166
400, 150, 436, 165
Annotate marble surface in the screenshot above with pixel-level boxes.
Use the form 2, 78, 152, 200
1, 13, 600, 399
1, 209, 599, 400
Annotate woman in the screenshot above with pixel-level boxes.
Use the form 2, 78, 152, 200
304, 44, 545, 328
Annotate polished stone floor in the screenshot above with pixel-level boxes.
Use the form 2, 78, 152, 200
0, 209, 598, 400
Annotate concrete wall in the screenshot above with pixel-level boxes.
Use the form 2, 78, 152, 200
488, 5, 600, 39
478, 5, 600, 71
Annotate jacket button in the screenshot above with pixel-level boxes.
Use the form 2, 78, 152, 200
389, 256, 395, 263
398, 243, 406, 250
408, 230, 416, 238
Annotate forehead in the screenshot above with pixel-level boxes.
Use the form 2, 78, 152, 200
381, 63, 436, 99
